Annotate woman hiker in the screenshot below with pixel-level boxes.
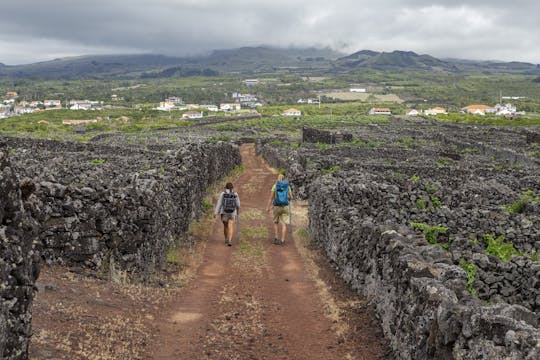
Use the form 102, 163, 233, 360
266, 174, 293, 245
215, 182, 240, 246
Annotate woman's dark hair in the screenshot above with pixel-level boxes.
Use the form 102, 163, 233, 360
225, 182, 234, 190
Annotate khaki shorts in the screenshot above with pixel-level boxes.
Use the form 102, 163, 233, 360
221, 213, 236, 223
272, 206, 290, 224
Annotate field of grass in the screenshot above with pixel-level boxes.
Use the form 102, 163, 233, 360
322, 91, 404, 103
2, 71, 540, 141
0, 109, 192, 141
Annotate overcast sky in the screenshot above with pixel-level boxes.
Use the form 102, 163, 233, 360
1, 0, 539, 65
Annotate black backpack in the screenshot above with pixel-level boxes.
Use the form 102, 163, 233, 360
222, 192, 237, 213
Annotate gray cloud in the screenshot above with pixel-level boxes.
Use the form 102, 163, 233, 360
0, 0, 538, 65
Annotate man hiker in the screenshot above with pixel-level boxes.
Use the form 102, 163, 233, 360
215, 182, 240, 246
266, 174, 293, 245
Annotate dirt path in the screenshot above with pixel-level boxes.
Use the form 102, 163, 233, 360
150, 144, 390, 359
29, 143, 390, 359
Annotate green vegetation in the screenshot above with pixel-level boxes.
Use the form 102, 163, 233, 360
430, 195, 442, 209
206, 135, 232, 144
240, 225, 269, 240
90, 158, 105, 165
0, 109, 192, 141
423, 182, 439, 193
238, 238, 264, 258
460, 261, 478, 297
415, 199, 427, 209
483, 233, 522, 262
410, 222, 449, 247
505, 190, 540, 214
3, 70, 540, 145
415, 196, 442, 210
166, 242, 183, 266
201, 199, 213, 213
436, 158, 449, 167
297, 227, 309, 239
321, 165, 340, 175
411, 174, 420, 183
339, 138, 386, 148
230, 165, 245, 178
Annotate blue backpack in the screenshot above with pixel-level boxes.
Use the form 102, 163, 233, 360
273, 180, 290, 206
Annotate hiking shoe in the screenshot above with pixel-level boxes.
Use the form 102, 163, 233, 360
273, 238, 280, 245
280, 239, 285, 245
226, 240, 232, 246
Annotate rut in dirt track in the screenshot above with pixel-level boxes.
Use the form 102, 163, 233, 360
150, 143, 390, 360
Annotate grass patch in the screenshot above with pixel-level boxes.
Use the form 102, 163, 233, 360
90, 158, 106, 165
239, 208, 266, 221
415, 199, 427, 210
321, 165, 340, 175
296, 227, 309, 239
201, 199, 213, 213
460, 261, 478, 297
410, 222, 449, 249
483, 233, 522, 262
430, 195, 442, 209
505, 190, 540, 214
238, 239, 264, 258
166, 241, 184, 266
240, 225, 269, 240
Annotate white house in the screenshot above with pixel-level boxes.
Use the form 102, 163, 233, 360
182, 111, 203, 119
406, 109, 420, 116
220, 103, 241, 111
424, 107, 447, 115
243, 79, 259, 87
14, 106, 35, 115
165, 96, 183, 104
70, 102, 92, 110
369, 108, 392, 115
350, 88, 367, 93
44, 100, 62, 109
200, 104, 219, 112
156, 101, 175, 111
283, 108, 302, 116
494, 103, 517, 116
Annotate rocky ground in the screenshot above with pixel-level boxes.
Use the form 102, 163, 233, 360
257, 121, 540, 359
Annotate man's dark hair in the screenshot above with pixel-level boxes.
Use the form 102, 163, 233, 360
225, 182, 234, 190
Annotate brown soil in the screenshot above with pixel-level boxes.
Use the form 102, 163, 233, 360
29, 144, 392, 360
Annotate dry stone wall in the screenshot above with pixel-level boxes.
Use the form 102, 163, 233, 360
0, 143, 39, 360
1, 135, 240, 358
302, 126, 353, 144
257, 122, 540, 359
3, 137, 241, 275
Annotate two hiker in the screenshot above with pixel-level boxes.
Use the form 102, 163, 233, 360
266, 174, 294, 245
215, 182, 240, 246
215, 174, 293, 246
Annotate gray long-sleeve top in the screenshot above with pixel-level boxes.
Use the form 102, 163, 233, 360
214, 190, 240, 215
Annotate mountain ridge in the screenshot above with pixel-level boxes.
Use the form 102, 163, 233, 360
0, 47, 538, 79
